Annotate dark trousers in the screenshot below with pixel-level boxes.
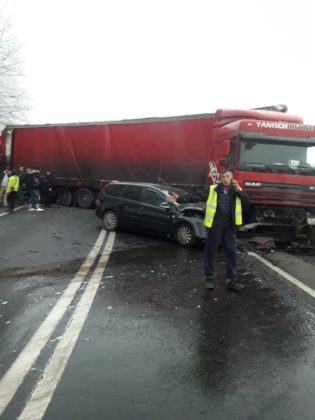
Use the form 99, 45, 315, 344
18, 187, 25, 205
204, 214, 237, 282
7, 191, 17, 212
42, 190, 53, 206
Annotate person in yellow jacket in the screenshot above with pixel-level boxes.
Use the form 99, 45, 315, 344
6, 170, 20, 213
168, 169, 251, 292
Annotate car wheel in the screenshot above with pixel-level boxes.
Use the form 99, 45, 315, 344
103, 210, 119, 231
175, 223, 196, 247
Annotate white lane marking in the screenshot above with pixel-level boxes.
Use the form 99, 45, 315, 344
0, 205, 24, 217
0, 229, 107, 417
248, 251, 315, 299
19, 232, 116, 420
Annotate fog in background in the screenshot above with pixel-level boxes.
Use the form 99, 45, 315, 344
1, 0, 315, 124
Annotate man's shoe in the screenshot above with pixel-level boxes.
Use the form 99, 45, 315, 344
226, 280, 244, 292
29, 208, 35, 211
36, 208, 44, 212
205, 276, 214, 290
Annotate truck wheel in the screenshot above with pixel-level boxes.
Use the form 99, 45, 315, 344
175, 223, 196, 247
58, 188, 72, 206
103, 210, 119, 231
75, 188, 94, 209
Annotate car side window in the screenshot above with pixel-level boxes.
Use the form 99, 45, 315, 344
144, 190, 165, 207
122, 186, 142, 201
105, 184, 125, 197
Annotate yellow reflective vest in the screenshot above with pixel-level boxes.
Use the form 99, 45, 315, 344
204, 185, 243, 228
7, 175, 20, 193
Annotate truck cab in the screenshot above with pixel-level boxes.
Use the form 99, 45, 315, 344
211, 109, 315, 242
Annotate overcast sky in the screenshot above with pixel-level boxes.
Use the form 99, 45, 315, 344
2, 0, 315, 124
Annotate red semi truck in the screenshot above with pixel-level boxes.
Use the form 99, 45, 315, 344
1, 106, 315, 243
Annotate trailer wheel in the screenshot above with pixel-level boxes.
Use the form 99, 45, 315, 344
175, 223, 196, 247
75, 188, 94, 209
103, 210, 119, 231
57, 188, 72, 206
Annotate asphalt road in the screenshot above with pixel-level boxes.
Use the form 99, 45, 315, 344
0, 206, 315, 420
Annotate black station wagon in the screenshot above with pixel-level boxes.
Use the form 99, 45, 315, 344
95, 182, 207, 247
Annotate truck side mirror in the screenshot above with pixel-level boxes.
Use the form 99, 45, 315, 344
223, 139, 230, 156
220, 157, 230, 168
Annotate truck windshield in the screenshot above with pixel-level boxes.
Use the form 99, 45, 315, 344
238, 139, 315, 175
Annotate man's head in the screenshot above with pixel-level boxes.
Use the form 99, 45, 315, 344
219, 169, 233, 187
19, 166, 24, 172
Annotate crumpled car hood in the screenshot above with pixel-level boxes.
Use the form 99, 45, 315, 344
177, 202, 205, 212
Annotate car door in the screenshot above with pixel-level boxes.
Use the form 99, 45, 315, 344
120, 185, 143, 228
138, 188, 174, 236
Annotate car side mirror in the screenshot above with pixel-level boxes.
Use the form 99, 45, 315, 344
160, 202, 170, 210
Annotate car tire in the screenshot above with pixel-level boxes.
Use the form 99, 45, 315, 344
103, 210, 119, 231
175, 223, 196, 247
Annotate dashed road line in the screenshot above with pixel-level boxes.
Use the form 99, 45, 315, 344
0, 229, 107, 417
18, 232, 116, 420
248, 251, 315, 299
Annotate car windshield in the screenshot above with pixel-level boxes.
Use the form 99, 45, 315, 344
238, 139, 315, 175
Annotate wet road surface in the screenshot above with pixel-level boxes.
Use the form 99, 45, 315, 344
0, 207, 315, 419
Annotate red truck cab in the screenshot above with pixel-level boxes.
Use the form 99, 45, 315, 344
210, 109, 315, 241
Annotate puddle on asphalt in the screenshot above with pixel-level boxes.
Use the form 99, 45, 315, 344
0, 258, 84, 280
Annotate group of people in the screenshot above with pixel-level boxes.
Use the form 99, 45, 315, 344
0, 166, 54, 213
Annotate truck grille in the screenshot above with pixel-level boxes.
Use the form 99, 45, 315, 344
244, 182, 315, 207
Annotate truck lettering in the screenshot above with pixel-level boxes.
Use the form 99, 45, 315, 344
245, 181, 262, 187
256, 121, 314, 131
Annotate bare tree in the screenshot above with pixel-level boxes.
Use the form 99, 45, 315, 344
0, 12, 28, 129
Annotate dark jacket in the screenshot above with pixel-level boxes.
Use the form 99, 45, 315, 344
27, 172, 41, 191
177, 184, 251, 225
40, 175, 54, 191
19, 172, 27, 189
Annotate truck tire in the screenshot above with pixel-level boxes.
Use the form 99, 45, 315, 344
175, 223, 196, 247
75, 188, 94, 209
57, 188, 72, 206
103, 210, 119, 231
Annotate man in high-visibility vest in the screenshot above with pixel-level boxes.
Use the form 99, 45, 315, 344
6, 170, 20, 213
168, 169, 251, 292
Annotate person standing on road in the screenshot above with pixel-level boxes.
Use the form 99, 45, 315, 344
6, 170, 20, 213
40, 171, 54, 207
27, 167, 44, 212
0, 167, 10, 207
167, 169, 251, 292
18, 166, 27, 205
